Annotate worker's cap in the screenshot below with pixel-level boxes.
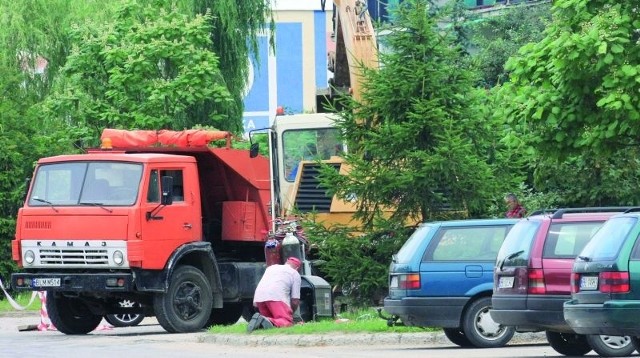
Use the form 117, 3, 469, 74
286, 257, 302, 269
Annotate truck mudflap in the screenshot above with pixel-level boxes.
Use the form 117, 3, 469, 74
300, 275, 334, 321
11, 272, 134, 292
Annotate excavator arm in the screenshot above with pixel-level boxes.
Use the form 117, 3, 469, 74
330, 0, 378, 102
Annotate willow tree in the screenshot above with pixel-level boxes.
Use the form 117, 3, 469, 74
181, 0, 274, 133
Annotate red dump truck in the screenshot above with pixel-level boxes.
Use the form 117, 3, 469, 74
10, 128, 332, 334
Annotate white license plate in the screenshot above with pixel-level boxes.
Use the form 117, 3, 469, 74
33, 278, 61, 287
498, 276, 514, 289
580, 276, 598, 290
390, 276, 398, 288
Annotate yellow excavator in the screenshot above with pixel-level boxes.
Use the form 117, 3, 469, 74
270, 0, 383, 229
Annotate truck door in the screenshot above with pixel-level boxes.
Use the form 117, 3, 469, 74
140, 167, 201, 269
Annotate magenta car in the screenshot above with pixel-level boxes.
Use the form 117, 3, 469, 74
491, 207, 634, 357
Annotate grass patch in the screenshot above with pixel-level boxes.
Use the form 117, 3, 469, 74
208, 308, 437, 335
0, 292, 41, 312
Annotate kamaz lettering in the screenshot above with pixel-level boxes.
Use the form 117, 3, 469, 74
35, 241, 107, 247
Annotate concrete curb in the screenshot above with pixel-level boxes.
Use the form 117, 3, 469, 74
197, 331, 548, 347
1, 311, 548, 347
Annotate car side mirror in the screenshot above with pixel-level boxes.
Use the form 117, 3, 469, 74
250, 143, 260, 158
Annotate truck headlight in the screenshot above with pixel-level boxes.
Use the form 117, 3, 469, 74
113, 250, 124, 266
24, 250, 35, 265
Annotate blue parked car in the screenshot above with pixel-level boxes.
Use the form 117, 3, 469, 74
383, 218, 518, 348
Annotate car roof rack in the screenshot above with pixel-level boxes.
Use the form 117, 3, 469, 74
528, 209, 558, 216
623, 207, 640, 214
551, 207, 633, 219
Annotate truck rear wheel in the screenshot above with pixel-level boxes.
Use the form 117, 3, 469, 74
206, 302, 243, 326
242, 303, 257, 322
47, 292, 102, 335
154, 265, 213, 333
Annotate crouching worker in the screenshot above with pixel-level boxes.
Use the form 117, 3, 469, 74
248, 257, 302, 332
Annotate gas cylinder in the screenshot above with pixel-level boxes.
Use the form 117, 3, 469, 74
264, 237, 282, 266
281, 232, 302, 264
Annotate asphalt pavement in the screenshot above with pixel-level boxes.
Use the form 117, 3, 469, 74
0, 310, 547, 347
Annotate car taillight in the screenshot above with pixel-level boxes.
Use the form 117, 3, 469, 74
570, 272, 580, 293
600, 271, 630, 293
528, 269, 546, 294
399, 274, 420, 289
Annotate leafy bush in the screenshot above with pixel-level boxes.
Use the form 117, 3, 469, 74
304, 217, 414, 309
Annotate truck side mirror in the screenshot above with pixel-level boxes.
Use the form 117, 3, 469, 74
161, 176, 174, 205
250, 143, 260, 158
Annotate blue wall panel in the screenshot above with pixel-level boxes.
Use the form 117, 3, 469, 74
243, 36, 270, 112
276, 23, 303, 113
314, 11, 328, 89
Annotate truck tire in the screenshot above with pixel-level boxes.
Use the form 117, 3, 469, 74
461, 297, 514, 348
206, 302, 243, 326
545, 331, 592, 356
154, 265, 213, 333
585, 334, 635, 357
47, 292, 102, 335
443, 328, 473, 347
242, 303, 257, 322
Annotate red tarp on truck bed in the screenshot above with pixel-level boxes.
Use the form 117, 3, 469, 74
101, 129, 231, 148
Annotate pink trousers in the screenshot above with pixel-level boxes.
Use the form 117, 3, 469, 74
255, 301, 293, 327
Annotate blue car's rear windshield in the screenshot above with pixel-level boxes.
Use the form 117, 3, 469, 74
395, 225, 433, 263
578, 217, 637, 261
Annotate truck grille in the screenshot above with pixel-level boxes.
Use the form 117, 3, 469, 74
38, 248, 110, 265
20, 240, 128, 269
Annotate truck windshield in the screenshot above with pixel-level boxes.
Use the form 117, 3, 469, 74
29, 162, 143, 206
282, 128, 344, 182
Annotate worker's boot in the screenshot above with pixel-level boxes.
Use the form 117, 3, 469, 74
247, 313, 262, 332
260, 317, 274, 329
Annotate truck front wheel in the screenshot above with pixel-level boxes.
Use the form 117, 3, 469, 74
154, 265, 213, 333
47, 292, 102, 334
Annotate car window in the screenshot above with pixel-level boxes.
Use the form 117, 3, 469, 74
543, 222, 603, 259
395, 224, 433, 263
424, 225, 511, 261
630, 234, 640, 260
579, 217, 637, 261
497, 220, 540, 266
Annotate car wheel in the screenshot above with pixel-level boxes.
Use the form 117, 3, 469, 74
545, 331, 592, 356
586, 334, 635, 357
443, 328, 473, 347
632, 336, 640, 352
104, 300, 144, 327
461, 297, 515, 348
